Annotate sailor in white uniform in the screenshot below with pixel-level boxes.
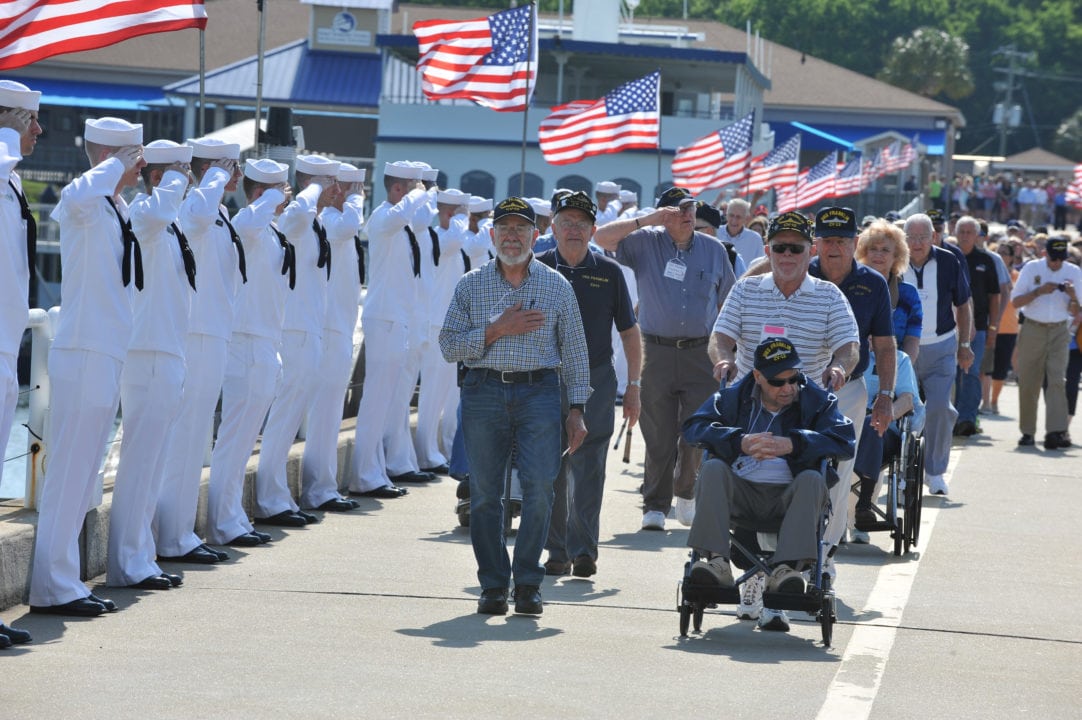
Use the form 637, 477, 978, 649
152, 137, 243, 564
594, 180, 623, 226
349, 161, 434, 497
30, 117, 144, 616
254, 154, 340, 527
107, 140, 195, 590
300, 162, 366, 511
414, 188, 470, 472
205, 159, 292, 546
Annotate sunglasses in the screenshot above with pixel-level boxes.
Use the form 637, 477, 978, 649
765, 372, 804, 387
770, 243, 807, 255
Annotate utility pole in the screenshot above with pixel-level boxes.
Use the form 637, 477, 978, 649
993, 44, 1033, 156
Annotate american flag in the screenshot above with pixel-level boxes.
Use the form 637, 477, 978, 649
795, 151, 837, 209
539, 71, 660, 166
413, 5, 537, 112
834, 156, 863, 198
747, 134, 801, 193
0, 0, 207, 70
671, 111, 755, 194
862, 153, 882, 189
1067, 164, 1082, 208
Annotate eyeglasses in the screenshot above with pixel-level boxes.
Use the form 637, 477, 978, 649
770, 243, 807, 255
494, 223, 532, 236
765, 372, 804, 387
554, 219, 593, 232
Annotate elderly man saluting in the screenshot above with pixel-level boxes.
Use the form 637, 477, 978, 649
683, 338, 855, 633
440, 197, 591, 618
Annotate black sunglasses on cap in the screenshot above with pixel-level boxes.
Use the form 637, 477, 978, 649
770, 243, 807, 255
765, 372, 805, 387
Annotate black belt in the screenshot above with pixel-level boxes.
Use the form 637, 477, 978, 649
643, 333, 708, 349
476, 368, 555, 384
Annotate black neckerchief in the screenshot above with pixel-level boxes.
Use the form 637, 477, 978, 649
461, 249, 471, 273
428, 227, 440, 267
404, 225, 421, 277
354, 234, 365, 284
104, 196, 143, 290
219, 208, 247, 283
9, 179, 36, 304
313, 217, 331, 280
271, 224, 296, 290
169, 222, 197, 290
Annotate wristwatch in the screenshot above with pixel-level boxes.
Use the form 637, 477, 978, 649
960, 342, 971, 348
569, 403, 585, 413
878, 389, 894, 400
627, 380, 642, 388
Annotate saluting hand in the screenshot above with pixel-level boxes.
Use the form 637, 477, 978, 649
0, 108, 31, 136
112, 145, 144, 172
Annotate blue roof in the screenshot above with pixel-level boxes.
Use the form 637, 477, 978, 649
16, 77, 163, 110
774, 121, 947, 156
164, 40, 382, 110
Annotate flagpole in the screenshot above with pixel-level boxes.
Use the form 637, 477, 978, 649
656, 68, 662, 193
518, 3, 536, 197
198, 29, 206, 137
254, 0, 266, 152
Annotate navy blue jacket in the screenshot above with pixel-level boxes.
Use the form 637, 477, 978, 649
682, 375, 855, 485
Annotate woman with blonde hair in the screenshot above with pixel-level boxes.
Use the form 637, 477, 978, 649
855, 219, 922, 359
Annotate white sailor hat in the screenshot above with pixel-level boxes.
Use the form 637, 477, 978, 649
244, 158, 289, 184
143, 139, 193, 164
0, 80, 40, 112
337, 162, 366, 182
469, 196, 493, 213
85, 117, 143, 146
437, 188, 468, 205
187, 137, 240, 161
619, 189, 637, 204
384, 161, 422, 180
295, 154, 341, 177
595, 180, 621, 194
528, 197, 552, 217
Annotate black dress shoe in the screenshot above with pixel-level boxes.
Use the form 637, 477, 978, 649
0, 634, 10, 648
159, 572, 183, 588
350, 485, 408, 499
317, 497, 360, 511
0, 622, 32, 644
1045, 431, 1072, 449
389, 470, 436, 483
200, 544, 230, 561
250, 530, 272, 544
477, 588, 508, 615
130, 575, 172, 591
225, 533, 262, 547
512, 585, 543, 615
254, 511, 308, 527
297, 510, 319, 524
420, 464, 451, 475
455, 480, 470, 500
87, 594, 118, 613
30, 597, 106, 617
159, 546, 221, 564
1018, 434, 1035, 446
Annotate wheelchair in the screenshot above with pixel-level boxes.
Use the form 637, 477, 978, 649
850, 414, 924, 556
677, 459, 838, 647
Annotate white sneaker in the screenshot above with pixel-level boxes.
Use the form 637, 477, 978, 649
850, 528, 870, 544
675, 497, 695, 526
926, 474, 949, 496
767, 564, 807, 594
641, 510, 666, 531
758, 607, 790, 632
737, 571, 765, 620
690, 556, 734, 587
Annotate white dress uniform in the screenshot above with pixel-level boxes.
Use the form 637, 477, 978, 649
350, 162, 434, 492
301, 167, 365, 508
255, 157, 337, 518
414, 194, 469, 469
153, 148, 242, 557
594, 181, 623, 226
0, 127, 29, 498
30, 117, 141, 607
206, 160, 289, 545
108, 151, 193, 587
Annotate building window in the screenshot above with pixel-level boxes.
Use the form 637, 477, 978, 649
556, 174, 591, 194
461, 170, 495, 199
507, 172, 543, 198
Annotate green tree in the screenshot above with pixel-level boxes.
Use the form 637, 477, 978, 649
877, 27, 974, 100
1052, 108, 1082, 162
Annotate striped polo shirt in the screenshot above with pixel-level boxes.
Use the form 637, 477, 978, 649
713, 272, 859, 380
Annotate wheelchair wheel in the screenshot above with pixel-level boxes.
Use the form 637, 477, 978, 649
679, 603, 692, 637
819, 573, 835, 648
903, 436, 925, 552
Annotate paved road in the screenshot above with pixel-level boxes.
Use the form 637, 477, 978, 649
3, 387, 1080, 719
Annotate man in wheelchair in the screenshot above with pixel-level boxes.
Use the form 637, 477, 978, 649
682, 338, 855, 628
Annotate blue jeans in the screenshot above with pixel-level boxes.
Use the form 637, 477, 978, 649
448, 401, 469, 478
955, 330, 986, 423
461, 369, 563, 591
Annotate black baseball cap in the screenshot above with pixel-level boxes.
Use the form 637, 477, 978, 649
695, 202, 722, 229
767, 211, 813, 242
657, 186, 696, 207
754, 337, 802, 379
552, 191, 596, 221
815, 206, 857, 238
1047, 236, 1069, 260
926, 208, 945, 226
492, 196, 536, 225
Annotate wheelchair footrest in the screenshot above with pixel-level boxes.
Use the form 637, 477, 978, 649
681, 582, 740, 606
855, 519, 897, 532
762, 589, 824, 613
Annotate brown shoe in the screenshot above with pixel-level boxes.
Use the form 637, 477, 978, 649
572, 555, 597, 577
544, 558, 571, 576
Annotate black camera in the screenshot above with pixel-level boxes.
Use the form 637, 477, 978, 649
1058, 283, 1068, 292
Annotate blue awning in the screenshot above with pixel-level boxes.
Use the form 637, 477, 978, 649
23, 78, 164, 110
774, 121, 947, 155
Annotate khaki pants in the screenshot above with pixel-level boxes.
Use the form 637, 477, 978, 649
1015, 319, 1069, 436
